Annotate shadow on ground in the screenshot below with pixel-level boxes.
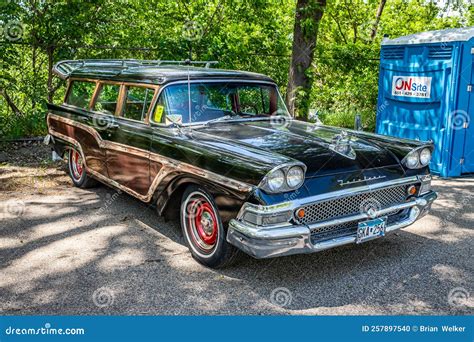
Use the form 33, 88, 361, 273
0, 150, 473, 315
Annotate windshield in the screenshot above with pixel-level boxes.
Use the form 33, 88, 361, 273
153, 82, 290, 125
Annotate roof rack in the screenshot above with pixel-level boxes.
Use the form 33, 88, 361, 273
53, 59, 219, 79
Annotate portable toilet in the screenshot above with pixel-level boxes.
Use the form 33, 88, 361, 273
376, 27, 474, 177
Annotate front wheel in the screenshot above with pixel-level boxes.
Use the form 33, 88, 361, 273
180, 185, 239, 268
67, 148, 98, 188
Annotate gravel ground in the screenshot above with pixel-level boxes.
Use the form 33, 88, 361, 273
0, 143, 473, 315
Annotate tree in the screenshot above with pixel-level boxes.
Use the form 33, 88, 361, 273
370, 0, 387, 41
286, 0, 327, 119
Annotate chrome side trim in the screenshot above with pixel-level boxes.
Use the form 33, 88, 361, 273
48, 113, 254, 202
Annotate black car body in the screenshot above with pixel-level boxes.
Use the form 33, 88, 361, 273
46, 59, 437, 268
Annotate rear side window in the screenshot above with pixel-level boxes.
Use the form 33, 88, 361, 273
123, 86, 155, 121
66, 81, 96, 109
93, 84, 120, 115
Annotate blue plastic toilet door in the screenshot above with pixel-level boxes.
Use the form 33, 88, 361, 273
461, 56, 474, 174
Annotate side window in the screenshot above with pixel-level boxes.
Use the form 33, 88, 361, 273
93, 83, 120, 115
238, 86, 270, 115
123, 86, 155, 121
65, 81, 96, 109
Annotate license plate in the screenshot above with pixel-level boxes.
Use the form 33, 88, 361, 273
356, 217, 387, 244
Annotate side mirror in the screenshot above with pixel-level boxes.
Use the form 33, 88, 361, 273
354, 114, 362, 131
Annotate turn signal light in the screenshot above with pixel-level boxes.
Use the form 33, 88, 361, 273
407, 185, 417, 196
296, 208, 305, 219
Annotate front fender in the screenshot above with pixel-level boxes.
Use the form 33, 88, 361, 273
154, 173, 252, 224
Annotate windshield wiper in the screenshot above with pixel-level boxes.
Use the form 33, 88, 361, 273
204, 114, 241, 126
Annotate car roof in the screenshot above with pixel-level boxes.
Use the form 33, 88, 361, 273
53, 60, 275, 85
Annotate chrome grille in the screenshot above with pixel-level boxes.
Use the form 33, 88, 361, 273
295, 185, 409, 226
310, 211, 408, 244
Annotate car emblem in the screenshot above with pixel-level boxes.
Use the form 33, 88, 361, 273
329, 130, 356, 160
337, 175, 387, 187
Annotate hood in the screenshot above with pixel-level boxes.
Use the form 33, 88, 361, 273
190, 119, 405, 179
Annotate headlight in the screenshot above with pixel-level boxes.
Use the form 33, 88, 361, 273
259, 163, 306, 193
405, 152, 419, 168
267, 169, 285, 192
286, 166, 304, 188
402, 146, 432, 169
419, 148, 431, 166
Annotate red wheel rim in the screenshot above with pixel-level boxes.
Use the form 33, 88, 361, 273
71, 150, 83, 181
186, 195, 218, 253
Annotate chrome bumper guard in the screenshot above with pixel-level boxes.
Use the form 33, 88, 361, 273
227, 182, 437, 259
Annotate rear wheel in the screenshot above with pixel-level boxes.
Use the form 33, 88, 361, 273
67, 148, 98, 188
180, 185, 239, 268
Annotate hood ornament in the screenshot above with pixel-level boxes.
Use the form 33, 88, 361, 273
329, 130, 356, 160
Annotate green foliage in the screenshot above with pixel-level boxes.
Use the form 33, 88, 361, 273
0, 0, 471, 138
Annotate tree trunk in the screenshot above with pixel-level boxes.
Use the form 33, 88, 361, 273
0, 88, 24, 117
32, 45, 37, 109
46, 45, 55, 103
286, 0, 326, 119
370, 0, 387, 42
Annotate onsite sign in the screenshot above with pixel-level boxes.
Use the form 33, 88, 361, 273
392, 76, 432, 98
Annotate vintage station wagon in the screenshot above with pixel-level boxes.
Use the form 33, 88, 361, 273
46, 59, 437, 268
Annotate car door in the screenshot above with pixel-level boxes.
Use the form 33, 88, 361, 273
95, 82, 156, 199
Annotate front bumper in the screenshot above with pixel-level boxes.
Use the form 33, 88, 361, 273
227, 190, 437, 259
